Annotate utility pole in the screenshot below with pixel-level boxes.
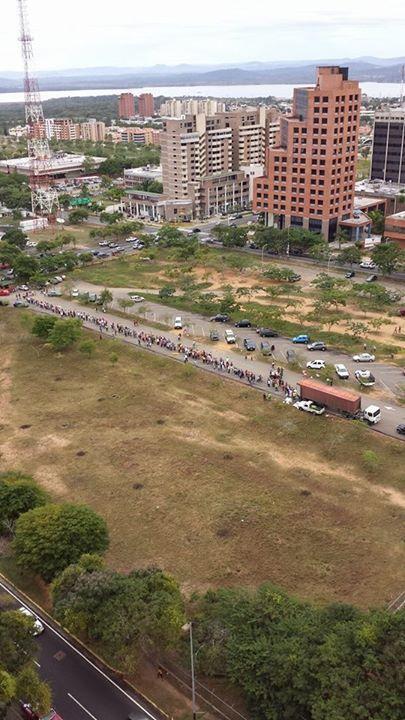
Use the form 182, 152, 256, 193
17, 0, 59, 219
182, 622, 197, 720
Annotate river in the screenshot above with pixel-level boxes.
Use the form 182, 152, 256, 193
0, 82, 402, 104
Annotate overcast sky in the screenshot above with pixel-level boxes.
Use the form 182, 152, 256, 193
1, 0, 404, 71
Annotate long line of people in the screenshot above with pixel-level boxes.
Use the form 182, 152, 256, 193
24, 294, 298, 400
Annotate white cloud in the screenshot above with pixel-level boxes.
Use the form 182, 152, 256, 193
0, 0, 404, 70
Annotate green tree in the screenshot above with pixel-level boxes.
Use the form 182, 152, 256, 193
1, 228, 28, 250
334, 227, 350, 250
336, 245, 362, 267
0, 475, 47, 535
158, 285, 175, 299
13, 503, 109, 582
157, 225, 185, 246
12, 254, 39, 282
47, 318, 82, 351
52, 559, 184, 671
68, 208, 89, 225
79, 339, 96, 358
99, 288, 113, 308
0, 610, 51, 719
32, 315, 57, 339
218, 287, 240, 315
118, 298, 134, 313
371, 242, 405, 275
368, 209, 385, 234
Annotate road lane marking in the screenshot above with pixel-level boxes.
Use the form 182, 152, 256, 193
0, 582, 158, 720
68, 694, 98, 720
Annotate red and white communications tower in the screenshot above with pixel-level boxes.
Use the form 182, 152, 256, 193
17, 0, 59, 218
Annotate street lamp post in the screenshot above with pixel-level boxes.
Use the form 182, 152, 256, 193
182, 622, 197, 720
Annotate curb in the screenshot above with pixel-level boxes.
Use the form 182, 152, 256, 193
0, 572, 170, 720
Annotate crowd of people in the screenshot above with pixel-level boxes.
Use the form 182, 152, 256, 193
23, 294, 299, 400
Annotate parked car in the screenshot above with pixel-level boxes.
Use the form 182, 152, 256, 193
71, 288, 79, 297
399, 307, 405, 317
209, 329, 219, 341
345, 270, 355, 278
210, 314, 230, 323
287, 273, 301, 282
20, 702, 62, 720
354, 369, 376, 386
234, 319, 251, 328
293, 400, 325, 415
292, 334, 310, 344
18, 606, 44, 636
47, 289, 62, 297
174, 316, 182, 329
243, 338, 256, 351
366, 274, 378, 283
334, 363, 349, 379
129, 295, 145, 302
13, 300, 29, 308
257, 327, 278, 337
260, 340, 272, 355
0, 289, 10, 296
192, 227, 201, 233
352, 352, 375, 362
98, 240, 109, 246
224, 329, 236, 344
360, 260, 376, 269
306, 359, 326, 370
396, 424, 405, 435
307, 341, 327, 351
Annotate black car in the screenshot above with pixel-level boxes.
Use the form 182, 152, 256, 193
235, 319, 252, 328
396, 424, 405, 435
210, 314, 230, 323
192, 227, 201, 233
288, 273, 302, 282
257, 327, 278, 337
243, 338, 256, 351
366, 274, 378, 283
345, 270, 355, 278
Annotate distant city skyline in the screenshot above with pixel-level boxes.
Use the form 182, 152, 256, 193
1, 0, 404, 71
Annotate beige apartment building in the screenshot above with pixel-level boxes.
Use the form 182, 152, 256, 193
161, 107, 280, 218
159, 98, 226, 117
80, 120, 106, 142
33, 118, 106, 143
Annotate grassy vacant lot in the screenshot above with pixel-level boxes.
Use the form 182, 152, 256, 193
1, 308, 404, 608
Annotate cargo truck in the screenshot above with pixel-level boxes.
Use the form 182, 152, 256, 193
297, 379, 381, 424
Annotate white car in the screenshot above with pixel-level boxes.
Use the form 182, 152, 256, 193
18, 606, 45, 636
354, 369, 376, 386
71, 288, 79, 298
98, 240, 109, 246
352, 353, 375, 362
306, 359, 325, 370
26, 240, 37, 248
293, 400, 325, 415
334, 363, 349, 379
174, 316, 182, 329
129, 294, 145, 302
360, 260, 376, 269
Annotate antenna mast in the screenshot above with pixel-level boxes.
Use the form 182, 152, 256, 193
17, 0, 59, 218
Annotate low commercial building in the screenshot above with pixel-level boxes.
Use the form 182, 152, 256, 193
384, 211, 405, 248
0, 153, 104, 179
123, 166, 163, 188
126, 188, 193, 222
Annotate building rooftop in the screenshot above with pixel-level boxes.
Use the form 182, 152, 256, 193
387, 210, 405, 219
355, 179, 405, 196
0, 153, 104, 176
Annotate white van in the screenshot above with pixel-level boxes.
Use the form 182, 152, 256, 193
363, 405, 381, 424
225, 329, 236, 344
174, 316, 182, 329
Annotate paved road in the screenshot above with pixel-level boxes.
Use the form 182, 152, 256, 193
13, 291, 405, 441
70, 279, 405, 402
0, 580, 163, 720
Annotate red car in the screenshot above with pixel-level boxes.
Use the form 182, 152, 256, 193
20, 703, 63, 720
0, 289, 10, 296
0, 262, 10, 269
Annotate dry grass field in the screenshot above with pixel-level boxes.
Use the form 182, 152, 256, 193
1, 308, 404, 608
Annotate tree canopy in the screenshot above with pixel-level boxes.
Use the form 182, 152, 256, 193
13, 503, 109, 581
52, 556, 184, 670
371, 242, 405, 275
0, 474, 47, 535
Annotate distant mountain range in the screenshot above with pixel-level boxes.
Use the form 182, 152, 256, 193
1, 57, 404, 93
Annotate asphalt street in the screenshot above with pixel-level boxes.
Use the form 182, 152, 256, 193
0, 581, 163, 720
14, 290, 405, 441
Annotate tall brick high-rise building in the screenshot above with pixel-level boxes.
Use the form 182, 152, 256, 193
118, 92, 135, 119
138, 93, 154, 117
254, 67, 361, 240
